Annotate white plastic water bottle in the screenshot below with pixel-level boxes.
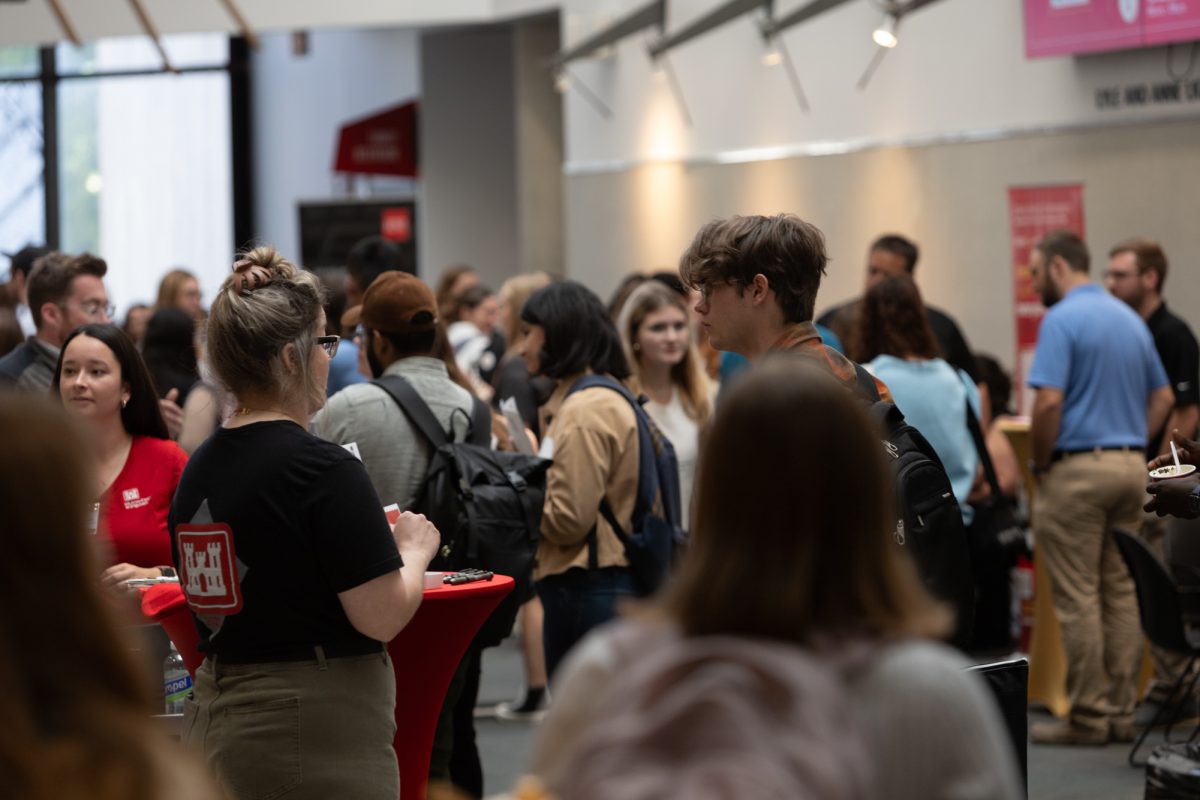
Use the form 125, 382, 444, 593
163, 644, 192, 714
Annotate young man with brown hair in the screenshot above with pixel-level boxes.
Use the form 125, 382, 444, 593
678, 213, 890, 400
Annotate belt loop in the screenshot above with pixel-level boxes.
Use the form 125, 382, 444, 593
315, 645, 329, 671
380, 643, 389, 664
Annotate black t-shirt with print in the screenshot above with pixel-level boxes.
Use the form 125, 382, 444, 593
169, 420, 403, 659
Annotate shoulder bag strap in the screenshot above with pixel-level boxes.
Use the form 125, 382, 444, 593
965, 401, 1005, 502
372, 374, 450, 449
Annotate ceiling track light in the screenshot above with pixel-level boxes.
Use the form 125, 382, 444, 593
872, 13, 899, 48
761, 38, 783, 66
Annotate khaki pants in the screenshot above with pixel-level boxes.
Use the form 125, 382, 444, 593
1035, 450, 1145, 732
185, 648, 398, 800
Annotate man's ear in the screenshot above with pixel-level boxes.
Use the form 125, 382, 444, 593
1050, 255, 1070, 285
39, 302, 61, 331
749, 273, 771, 305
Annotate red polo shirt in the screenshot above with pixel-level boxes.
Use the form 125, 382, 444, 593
98, 435, 188, 568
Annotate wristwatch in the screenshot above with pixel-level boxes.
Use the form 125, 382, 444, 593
159, 566, 177, 578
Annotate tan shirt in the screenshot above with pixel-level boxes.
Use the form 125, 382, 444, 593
536, 374, 640, 579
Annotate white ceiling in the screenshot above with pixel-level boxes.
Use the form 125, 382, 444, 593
0, 0, 559, 47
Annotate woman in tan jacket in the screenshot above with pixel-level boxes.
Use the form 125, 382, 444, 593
519, 280, 640, 680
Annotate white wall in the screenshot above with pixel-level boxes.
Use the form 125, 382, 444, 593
419, 27, 520, 288
250, 27, 421, 260
561, 0, 1200, 169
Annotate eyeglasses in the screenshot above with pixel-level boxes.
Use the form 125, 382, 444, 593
69, 300, 116, 320
697, 280, 735, 303
316, 335, 340, 358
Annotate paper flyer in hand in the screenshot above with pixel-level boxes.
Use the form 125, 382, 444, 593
499, 397, 535, 455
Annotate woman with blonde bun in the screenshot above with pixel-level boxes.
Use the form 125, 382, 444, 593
171, 247, 440, 800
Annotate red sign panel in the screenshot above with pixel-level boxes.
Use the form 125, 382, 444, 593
1008, 185, 1086, 414
334, 101, 418, 177
381, 207, 412, 242
1025, 0, 1200, 58
176, 524, 244, 615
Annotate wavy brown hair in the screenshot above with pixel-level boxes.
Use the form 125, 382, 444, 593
666, 357, 949, 644
849, 274, 940, 363
0, 398, 164, 799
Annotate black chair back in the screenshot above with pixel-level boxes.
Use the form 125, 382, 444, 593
1113, 528, 1192, 655
968, 658, 1028, 796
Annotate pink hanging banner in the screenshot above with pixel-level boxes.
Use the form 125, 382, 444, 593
1024, 0, 1200, 58
1007, 185, 1086, 415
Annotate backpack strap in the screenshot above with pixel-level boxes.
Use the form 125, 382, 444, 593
852, 362, 883, 403
467, 395, 491, 447
567, 375, 660, 528
372, 374, 451, 449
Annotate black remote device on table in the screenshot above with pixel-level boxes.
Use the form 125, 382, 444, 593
444, 569, 494, 585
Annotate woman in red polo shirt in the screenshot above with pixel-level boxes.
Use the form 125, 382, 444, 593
53, 323, 187, 587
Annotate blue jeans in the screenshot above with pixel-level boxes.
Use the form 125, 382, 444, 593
537, 567, 636, 682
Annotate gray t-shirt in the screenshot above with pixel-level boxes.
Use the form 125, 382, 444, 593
312, 357, 474, 510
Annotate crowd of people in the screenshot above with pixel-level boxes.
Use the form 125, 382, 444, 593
1, 212, 1198, 799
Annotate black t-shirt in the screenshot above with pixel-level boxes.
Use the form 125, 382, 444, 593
1146, 301, 1200, 454
817, 298, 980, 383
169, 420, 402, 659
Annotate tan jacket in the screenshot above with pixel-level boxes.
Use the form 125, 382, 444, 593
536, 374, 640, 580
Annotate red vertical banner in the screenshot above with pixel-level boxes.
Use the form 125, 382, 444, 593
1007, 185, 1085, 415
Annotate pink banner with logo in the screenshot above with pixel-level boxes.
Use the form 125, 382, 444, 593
1024, 0, 1200, 57
1008, 185, 1086, 415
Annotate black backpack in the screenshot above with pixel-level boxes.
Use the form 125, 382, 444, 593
566, 375, 685, 597
373, 375, 550, 647
853, 364, 975, 648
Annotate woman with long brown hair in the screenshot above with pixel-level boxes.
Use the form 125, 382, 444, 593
0, 396, 221, 800
617, 281, 712, 531
850, 274, 981, 524
51, 323, 188, 587
529, 359, 1021, 799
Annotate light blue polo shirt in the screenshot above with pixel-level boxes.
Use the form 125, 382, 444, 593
1027, 283, 1168, 451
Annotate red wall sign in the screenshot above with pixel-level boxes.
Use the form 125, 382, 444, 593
334, 101, 418, 177
1008, 185, 1086, 414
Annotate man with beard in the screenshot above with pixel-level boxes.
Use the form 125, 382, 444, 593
311, 270, 482, 794
1026, 230, 1174, 746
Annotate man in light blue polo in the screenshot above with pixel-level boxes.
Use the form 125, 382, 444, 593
1027, 229, 1174, 746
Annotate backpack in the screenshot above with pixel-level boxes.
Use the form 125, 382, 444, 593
853, 364, 975, 649
373, 375, 550, 647
566, 375, 685, 597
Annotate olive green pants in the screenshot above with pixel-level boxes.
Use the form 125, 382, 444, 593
185, 648, 398, 800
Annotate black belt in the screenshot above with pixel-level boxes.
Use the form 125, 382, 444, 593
208, 640, 386, 665
1050, 445, 1139, 463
